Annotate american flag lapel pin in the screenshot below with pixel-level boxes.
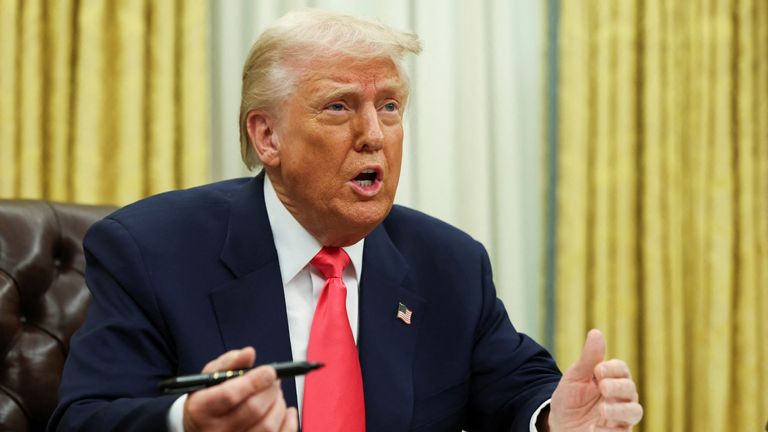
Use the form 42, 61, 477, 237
396, 302, 412, 325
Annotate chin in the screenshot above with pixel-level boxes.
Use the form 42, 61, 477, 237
340, 202, 392, 232
323, 216, 383, 247
359, 200, 393, 222
347, 212, 386, 232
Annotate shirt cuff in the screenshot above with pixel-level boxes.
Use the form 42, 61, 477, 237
167, 393, 188, 432
529, 398, 551, 432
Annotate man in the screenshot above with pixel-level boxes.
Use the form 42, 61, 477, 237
49, 9, 643, 432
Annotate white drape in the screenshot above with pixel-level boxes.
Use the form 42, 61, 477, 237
208, 0, 545, 339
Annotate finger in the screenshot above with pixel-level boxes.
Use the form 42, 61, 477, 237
202, 347, 256, 373
602, 401, 644, 426
592, 427, 631, 432
280, 407, 299, 432
595, 359, 632, 380
191, 365, 277, 415
598, 378, 638, 402
225, 381, 283, 430
246, 386, 287, 432
565, 329, 606, 381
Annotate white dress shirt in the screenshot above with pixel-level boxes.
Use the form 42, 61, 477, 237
263, 174, 364, 416
168, 175, 548, 431
168, 176, 363, 430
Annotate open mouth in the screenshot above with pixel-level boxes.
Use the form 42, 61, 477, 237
352, 169, 379, 187
349, 167, 383, 196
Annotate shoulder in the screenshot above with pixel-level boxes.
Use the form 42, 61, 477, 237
88, 177, 253, 245
109, 178, 250, 221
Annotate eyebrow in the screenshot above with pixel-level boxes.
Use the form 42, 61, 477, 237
314, 79, 407, 101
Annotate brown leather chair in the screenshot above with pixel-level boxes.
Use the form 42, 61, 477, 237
0, 200, 115, 431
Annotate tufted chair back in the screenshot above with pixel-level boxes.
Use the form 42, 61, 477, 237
0, 200, 115, 431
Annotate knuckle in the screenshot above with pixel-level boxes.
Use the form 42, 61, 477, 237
202, 360, 217, 373
625, 378, 636, 391
265, 401, 286, 432
599, 401, 608, 418
249, 367, 277, 389
263, 418, 282, 432
247, 394, 271, 418
626, 381, 637, 396
221, 390, 242, 407
635, 402, 645, 420
187, 398, 205, 417
599, 379, 612, 394
602, 402, 618, 419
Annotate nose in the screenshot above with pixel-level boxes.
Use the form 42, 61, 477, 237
354, 104, 384, 152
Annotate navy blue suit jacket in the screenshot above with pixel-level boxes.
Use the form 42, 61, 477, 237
49, 174, 561, 431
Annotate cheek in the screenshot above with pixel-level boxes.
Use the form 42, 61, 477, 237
385, 132, 404, 167
305, 130, 351, 162
284, 135, 343, 175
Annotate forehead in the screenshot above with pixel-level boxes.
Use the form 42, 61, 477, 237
293, 57, 407, 96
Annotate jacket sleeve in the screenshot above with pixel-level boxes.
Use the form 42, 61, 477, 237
48, 218, 179, 432
464, 243, 561, 431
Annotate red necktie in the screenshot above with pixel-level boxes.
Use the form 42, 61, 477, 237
302, 247, 366, 431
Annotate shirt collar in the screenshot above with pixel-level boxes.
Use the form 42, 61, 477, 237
263, 174, 364, 285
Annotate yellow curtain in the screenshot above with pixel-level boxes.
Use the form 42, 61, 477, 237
0, 0, 209, 205
554, 0, 768, 431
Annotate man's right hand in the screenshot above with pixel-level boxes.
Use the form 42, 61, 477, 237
183, 347, 298, 432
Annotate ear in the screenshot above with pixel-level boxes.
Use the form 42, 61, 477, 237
246, 110, 281, 168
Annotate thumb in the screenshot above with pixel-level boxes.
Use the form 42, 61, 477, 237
565, 329, 605, 381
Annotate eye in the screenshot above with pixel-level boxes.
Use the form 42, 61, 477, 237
381, 102, 399, 112
326, 102, 346, 112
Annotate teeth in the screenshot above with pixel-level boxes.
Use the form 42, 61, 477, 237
355, 180, 373, 187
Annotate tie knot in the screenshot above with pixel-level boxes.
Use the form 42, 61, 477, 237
311, 247, 350, 279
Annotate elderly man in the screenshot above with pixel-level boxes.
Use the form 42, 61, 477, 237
49, 9, 642, 432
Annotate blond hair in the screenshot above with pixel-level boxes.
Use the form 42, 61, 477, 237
238, 8, 423, 170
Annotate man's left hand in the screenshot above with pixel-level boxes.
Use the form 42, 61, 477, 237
548, 329, 644, 431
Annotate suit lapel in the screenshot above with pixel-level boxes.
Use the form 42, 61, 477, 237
358, 224, 426, 431
210, 173, 298, 408
208, 174, 424, 422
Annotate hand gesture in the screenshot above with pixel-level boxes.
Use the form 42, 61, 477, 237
183, 347, 298, 432
549, 330, 643, 431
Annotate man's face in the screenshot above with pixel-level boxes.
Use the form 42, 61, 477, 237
263, 57, 407, 246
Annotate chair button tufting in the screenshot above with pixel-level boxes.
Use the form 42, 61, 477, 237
0, 199, 116, 430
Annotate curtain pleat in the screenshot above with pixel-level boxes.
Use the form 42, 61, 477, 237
555, 0, 590, 364
734, 1, 761, 429
660, 2, 685, 430
112, 0, 147, 203
0, 0, 20, 197
148, 0, 177, 195
0, 0, 209, 205
641, 0, 667, 426
758, 0, 768, 423
45, 0, 76, 201
611, 1, 640, 378
71, 0, 108, 202
554, 0, 768, 430
19, 0, 44, 198
178, 0, 208, 188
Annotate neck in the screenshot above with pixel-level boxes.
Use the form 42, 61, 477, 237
265, 170, 373, 247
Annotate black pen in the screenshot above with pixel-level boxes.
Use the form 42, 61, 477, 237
157, 360, 324, 394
